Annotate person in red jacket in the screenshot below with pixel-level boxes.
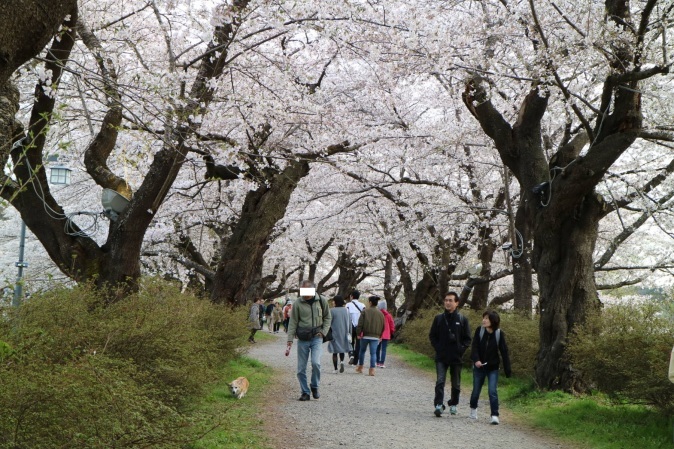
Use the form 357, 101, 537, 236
376, 299, 395, 368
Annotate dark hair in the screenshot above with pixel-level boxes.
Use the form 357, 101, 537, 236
482, 310, 500, 330
368, 295, 379, 307
351, 290, 360, 299
333, 295, 345, 307
444, 291, 459, 302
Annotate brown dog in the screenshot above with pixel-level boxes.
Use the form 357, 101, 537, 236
228, 376, 250, 399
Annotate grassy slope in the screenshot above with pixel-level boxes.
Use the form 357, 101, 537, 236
388, 344, 673, 449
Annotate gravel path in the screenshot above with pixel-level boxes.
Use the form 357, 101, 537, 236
247, 333, 575, 449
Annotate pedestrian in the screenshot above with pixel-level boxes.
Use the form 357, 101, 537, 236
258, 298, 265, 329
429, 291, 471, 417
285, 280, 332, 401
327, 295, 351, 374
265, 300, 275, 332
345, 289, 364, 364
376, 299, 395, 368
355, 295, 385, 376
272, 302, 283, 333
469, 310, 511, 425
282, 300, 292, 333
248, 298, 263, 343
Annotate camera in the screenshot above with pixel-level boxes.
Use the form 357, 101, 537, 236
447, 330, 457, 343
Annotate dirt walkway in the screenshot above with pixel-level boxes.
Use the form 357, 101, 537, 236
247, 333, 574, 449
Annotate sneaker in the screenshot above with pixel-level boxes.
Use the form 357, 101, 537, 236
380, 364, 386, 369
299, 393, 310, 401
469, 408, 477, 420
449, 405, 457, 415
339, 362, 345, 373
434, 405, 444, 417
348, 356, 354, 365
333, 369, 338, 374
490, 415, 499, 425
311, 388, 320, 399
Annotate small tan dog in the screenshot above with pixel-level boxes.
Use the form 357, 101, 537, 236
228, 376, 250, 399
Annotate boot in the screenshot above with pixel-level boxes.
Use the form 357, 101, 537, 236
355, 365, 363, 374
368, 368, 376, 376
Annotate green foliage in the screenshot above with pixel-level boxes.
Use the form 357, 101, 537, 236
0, 279, 249, 448
390, 340, 673, 449
398, 307, 539, 376
189, 356, 273, 449
567, 301, 674, 412
397, 308, 436, 359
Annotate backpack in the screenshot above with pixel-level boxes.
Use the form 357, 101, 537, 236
479, 326, 500, 345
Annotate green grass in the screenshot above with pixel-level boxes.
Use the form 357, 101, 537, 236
187, 356, 273, 449
389, 344, 673, 449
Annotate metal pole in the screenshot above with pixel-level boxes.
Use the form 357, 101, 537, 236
13, 220, 28, 307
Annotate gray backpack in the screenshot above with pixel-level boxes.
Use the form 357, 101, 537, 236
479, 326, 501, 345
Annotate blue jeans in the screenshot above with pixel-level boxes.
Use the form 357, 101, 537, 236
358, 339, 379, 368
434, 361, 462, 406
296, 336, 323, 394
469, 366, 499, 416
376, 339, 389, 364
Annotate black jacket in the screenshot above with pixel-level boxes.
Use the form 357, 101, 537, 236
470, 327, 512, 377
429, 311, 471, 364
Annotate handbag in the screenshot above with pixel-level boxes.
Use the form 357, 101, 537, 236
296, 327, 314, 341
323, 327, 333, 343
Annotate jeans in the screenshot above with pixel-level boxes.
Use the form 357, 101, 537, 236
296, 336, 322, 394
376, 339, 389, 364
434, 361, 462, 406
469, 367, 499, 416
358, 339, 379, 368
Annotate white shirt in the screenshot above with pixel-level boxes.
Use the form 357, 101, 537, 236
345, 300, 364, 327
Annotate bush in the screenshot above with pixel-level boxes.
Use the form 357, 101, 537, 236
398, 307, 539, 377
0, 279, 249, 448
567, 301, 674, 412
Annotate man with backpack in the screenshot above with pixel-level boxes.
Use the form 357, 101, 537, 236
286, 280, 332, 401
345, 290, 364, 365
429, 291, 471, 417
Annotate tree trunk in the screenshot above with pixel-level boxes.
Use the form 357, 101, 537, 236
211, 160, 311, 305
533, 192, 603, 390
471, 222, 498, 310
512, 202, 533, 313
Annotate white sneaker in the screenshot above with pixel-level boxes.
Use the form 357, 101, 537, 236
333, 369, 338, 374
469, 408, 477, 420
490, 415, 499, 425
449, 405, 457, 415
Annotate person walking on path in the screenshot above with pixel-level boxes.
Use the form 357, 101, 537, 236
327, 295, 351, 373
248, 298, 263, 343
376, 299, 395, 368
272, 302, 283, 333
356, 295, 385, 376
265, 300, 275, 332
429, 291, 471, 417
282, 300, 292, 333
345, 290, 364, 365
469, 310, 511, 425
286, 280, 332, 401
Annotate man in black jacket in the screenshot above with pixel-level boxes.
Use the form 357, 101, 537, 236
428, 291, 471, 417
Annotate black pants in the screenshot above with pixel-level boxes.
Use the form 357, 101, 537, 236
350, 326, 360, 360
434, 361, 462, 406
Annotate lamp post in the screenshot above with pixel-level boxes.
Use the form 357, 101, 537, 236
12, 221, 28, 307
12, 158, 72, 306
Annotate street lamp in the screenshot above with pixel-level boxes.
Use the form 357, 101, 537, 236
13, 156, 71, 306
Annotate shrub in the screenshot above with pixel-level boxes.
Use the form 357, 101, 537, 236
567, 301, 674, 412
398, 307, 539, 376
0, 278, 249, 448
